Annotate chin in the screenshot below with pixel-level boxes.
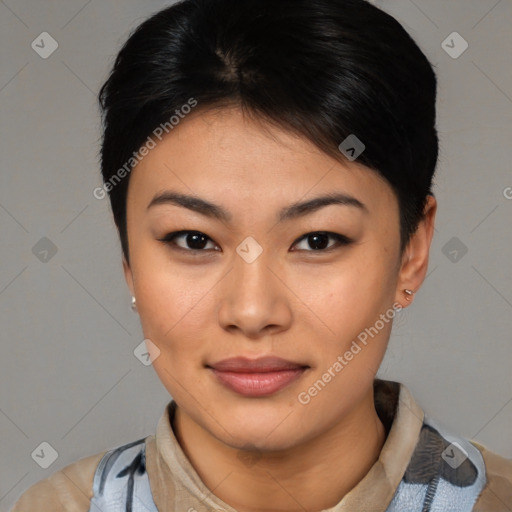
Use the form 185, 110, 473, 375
220, 425, 302, 454
204, 397, 309, 452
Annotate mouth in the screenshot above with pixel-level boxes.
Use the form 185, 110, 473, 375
206, 356, 310, 397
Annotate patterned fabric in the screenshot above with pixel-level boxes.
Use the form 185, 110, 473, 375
87, 413, 487, 512
88, 438, 158, 512
385, 417, 486, 512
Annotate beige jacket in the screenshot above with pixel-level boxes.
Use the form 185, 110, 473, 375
10, 380, 512, 511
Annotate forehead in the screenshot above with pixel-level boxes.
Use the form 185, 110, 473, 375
127, 107, 396, 216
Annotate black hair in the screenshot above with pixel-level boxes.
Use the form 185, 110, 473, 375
98, 0, 439, 266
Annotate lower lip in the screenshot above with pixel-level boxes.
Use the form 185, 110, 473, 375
210, 368, 307, 397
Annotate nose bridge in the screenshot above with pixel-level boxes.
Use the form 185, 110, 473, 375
232, 238, 276, 303
217, 237, 290, 336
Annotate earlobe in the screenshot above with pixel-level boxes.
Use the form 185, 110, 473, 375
395, 194, 437, 306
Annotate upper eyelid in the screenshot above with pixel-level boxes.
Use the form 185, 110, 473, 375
160, 230, 218, 250
292, 232, 352, 250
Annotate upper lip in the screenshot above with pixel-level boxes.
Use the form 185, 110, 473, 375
207, 356, 309, 373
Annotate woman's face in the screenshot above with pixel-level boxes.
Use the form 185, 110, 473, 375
124, 106, 409, 451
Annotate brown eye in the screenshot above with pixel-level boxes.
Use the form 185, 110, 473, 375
291, 232, 353, 252
158, 231, 218, 252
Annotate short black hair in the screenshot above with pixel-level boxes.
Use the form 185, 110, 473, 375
98, 0, 439, 265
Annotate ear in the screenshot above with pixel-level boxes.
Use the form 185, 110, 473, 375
122, 255, 135, 297
395, 194, 437, 307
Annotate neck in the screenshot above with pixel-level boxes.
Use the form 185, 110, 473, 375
173, 389, 387, 512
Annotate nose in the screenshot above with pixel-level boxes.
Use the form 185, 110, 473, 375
217, 249, 293, 339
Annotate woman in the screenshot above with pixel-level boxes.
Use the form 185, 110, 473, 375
11, 0, 512, 510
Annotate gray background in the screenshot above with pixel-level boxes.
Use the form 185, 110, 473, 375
1, 0, 511, 509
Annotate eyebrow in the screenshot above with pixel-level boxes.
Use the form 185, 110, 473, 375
146, 190, 368, 223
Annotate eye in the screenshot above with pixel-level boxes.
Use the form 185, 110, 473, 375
157, 230, 353, 254
291, 231, 353, 252
157, 230, 218, 253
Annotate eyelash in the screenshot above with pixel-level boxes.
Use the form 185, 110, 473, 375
157, 230, 353, 255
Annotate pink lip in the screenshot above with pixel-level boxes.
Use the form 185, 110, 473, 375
207, 356, 309, 397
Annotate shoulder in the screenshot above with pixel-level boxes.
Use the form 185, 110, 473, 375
386, 411, 511, 512
9, 436, 151, 512
10, 450, 106, 512
470, 440, 512, 512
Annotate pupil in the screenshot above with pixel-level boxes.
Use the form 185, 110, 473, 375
309, 233, 329, 250
188, 233, 207, 249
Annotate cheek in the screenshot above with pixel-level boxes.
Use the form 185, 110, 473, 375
135, 266, 213, 398
133, 254, 218, 358
295, 249, 394, 336
133, 233, 397, 365
294, 246, 397, 379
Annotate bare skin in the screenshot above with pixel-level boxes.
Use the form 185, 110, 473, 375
122, 106, 437, 512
